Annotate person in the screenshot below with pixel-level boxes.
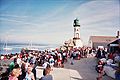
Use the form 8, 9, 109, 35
30, 63, 36, 80
62, 51, 67, 63
40, 64, 53, 80
115, 62, 120, 80
1, 72, 9, 80
42, 61, 49, 69
108, 52, 114, 59
49, 56, 54, 69
19, 62, 26, 80
96, 59, 105, 80
70, 52, 74, 65
96, 48, 106, 59
9, 68, 21, 80
14, 64, 20, 69
24, 65, 35, 80
17, 56, 21, 67
9, 58, 18, 74
57, 53, 62, 67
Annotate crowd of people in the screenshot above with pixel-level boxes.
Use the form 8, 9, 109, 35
0, 46, 119, 80
95, 48, 120, 80
0, 47, 94, 80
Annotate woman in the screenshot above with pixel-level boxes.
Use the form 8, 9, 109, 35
9, 68, 21, 80
24, 65, 35, 80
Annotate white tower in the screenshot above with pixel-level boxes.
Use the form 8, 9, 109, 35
73, 18, 83, 47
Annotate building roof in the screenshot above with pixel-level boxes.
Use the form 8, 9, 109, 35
108, 38, 120, 44
89, 36, 118, 43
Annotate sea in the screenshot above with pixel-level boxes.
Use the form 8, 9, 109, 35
0, 43, 59, 55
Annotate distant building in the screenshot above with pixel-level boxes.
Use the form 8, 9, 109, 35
88, 36, 117, 49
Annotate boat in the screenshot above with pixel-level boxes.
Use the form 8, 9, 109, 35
3, 40, 12, 51
3, 47, 12, 50
24, 41, 39, 51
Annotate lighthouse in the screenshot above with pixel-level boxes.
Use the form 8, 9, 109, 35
73, 18, 83, 47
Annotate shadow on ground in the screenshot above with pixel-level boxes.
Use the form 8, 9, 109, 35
71, 76, 83, 80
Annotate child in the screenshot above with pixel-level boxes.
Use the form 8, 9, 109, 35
24, 65, 35, 80
9, 68, 21, 80
96, 60, 105, 80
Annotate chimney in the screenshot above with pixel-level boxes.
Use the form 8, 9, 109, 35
116, 31, 120, 38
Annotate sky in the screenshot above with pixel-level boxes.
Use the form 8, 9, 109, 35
0, 0, 120, 45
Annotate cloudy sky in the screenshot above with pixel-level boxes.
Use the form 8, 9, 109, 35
0, 0, 120, 45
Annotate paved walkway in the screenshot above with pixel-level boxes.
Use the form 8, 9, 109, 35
64, 57, 115, 80
36, 57, 115, 80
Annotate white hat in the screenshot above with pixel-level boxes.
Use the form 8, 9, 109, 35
100, 58, 106, 62
107, 59, 113, 65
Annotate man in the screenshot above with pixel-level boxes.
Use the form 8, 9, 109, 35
40, 64, 53, 80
